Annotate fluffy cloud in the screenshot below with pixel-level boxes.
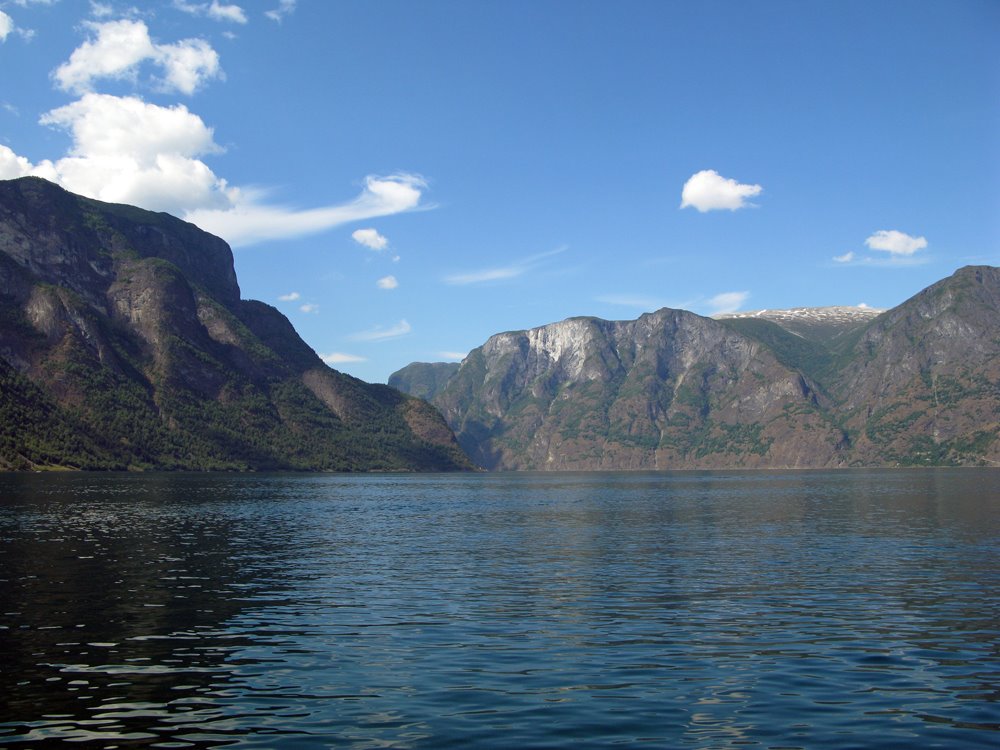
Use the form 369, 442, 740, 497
4, 104, 427, 245
832, 251, 855, 263
277, 291, 300, 301
444, 246, 568, 285
865, 230, 927, 256
349, 319, 411, 342
53, 19, 222, 95
33, 93, 231, 216
352, 228, 388, 251
266, 0, 296, 22
321, 352, 366, 365
0, 145, 37, 178
680, 169, 762, 212
0, 11, 13, 42
706, 291, 749, 315
376, 275, 398, 290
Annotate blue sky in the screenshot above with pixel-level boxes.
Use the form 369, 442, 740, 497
1, 0, 998, 383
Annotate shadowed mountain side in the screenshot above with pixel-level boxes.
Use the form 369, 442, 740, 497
0, 177, 473, 472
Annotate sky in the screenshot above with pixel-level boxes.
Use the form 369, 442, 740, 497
1, 0, 998, 383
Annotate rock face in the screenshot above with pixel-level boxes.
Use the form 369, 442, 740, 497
392, 266, 1000, 470
0, 177, 472, 471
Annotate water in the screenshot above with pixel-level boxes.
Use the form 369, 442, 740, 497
0, 470, 997, 749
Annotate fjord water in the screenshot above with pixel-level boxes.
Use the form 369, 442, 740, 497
0, 471, 997, 749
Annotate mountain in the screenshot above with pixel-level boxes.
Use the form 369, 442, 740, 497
388, 362, 461, 402
716, 305, 883, 344
391, 267, 999, 470
0, 177, 473, 471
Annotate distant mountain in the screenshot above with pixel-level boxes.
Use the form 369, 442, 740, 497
388, 362, 461, 402
716, 305, 883, 344
0, 177, 473, 471
391, 267, 999, 469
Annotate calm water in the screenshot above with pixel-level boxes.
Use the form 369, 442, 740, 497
0, 470, 998, 749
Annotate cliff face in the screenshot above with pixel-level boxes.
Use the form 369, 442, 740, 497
393, 266, 999, 470
0, 177, 472, 471
431, 309, 845, 470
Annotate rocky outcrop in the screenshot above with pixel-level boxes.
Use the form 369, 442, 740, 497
393, 267, 999, 470
0, 177, 473, 471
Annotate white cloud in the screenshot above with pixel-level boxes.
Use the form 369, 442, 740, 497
833, 251, 855, 263
864, 230, 927, 256
90, 2, 114, 18
188, 173, 426, 247
680, 169, 762, 212
209, 2, 247, 24
4, 102, 427, 247
278, 291, 300, 301
444, 246, 567, 286
706, 291, 749, 315
352, 227, 388, 251
349, 319, 411, 342
32, 93, 231, 217
53, 19, 222, 96
175, 1, 248, 24
438, 351, 467, 361
0, 12, 13, 42
321, 352, 366, 365
299, 303, 319, 314
0, 145, 37, 179
376, 275, 398, 290
265, 0, 296, 22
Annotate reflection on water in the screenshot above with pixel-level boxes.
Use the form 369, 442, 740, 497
0, 470, 998, 748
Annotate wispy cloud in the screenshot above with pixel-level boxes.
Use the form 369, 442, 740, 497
349, 319, 411, 342
265, 0, 296, 22
680, 169, 762, 212
174, 1, 249, 25
596, 294, 669, 311
832, 251, 855, 263
299, 302, 319, 314
187, 173, 427, 247
706, 291, 750, 315
376, 275, 398, 290
438, 351, 467, 361
277, 291, 300, 301
444, 245, 568, 286
321, 352, 366, 365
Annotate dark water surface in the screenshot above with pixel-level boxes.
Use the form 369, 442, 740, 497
0, 470, 998, 748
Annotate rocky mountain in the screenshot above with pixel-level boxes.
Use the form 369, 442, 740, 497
391, 266, 999, 470
0, 177, 472, 471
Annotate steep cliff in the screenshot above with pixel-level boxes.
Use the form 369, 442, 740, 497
393, 267, 999, 470
432, 309, 846, 470
0, 177, 472, 471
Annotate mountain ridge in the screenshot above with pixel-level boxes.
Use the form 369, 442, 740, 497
392, 266, 1000, 470
0, 177, 473, 472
